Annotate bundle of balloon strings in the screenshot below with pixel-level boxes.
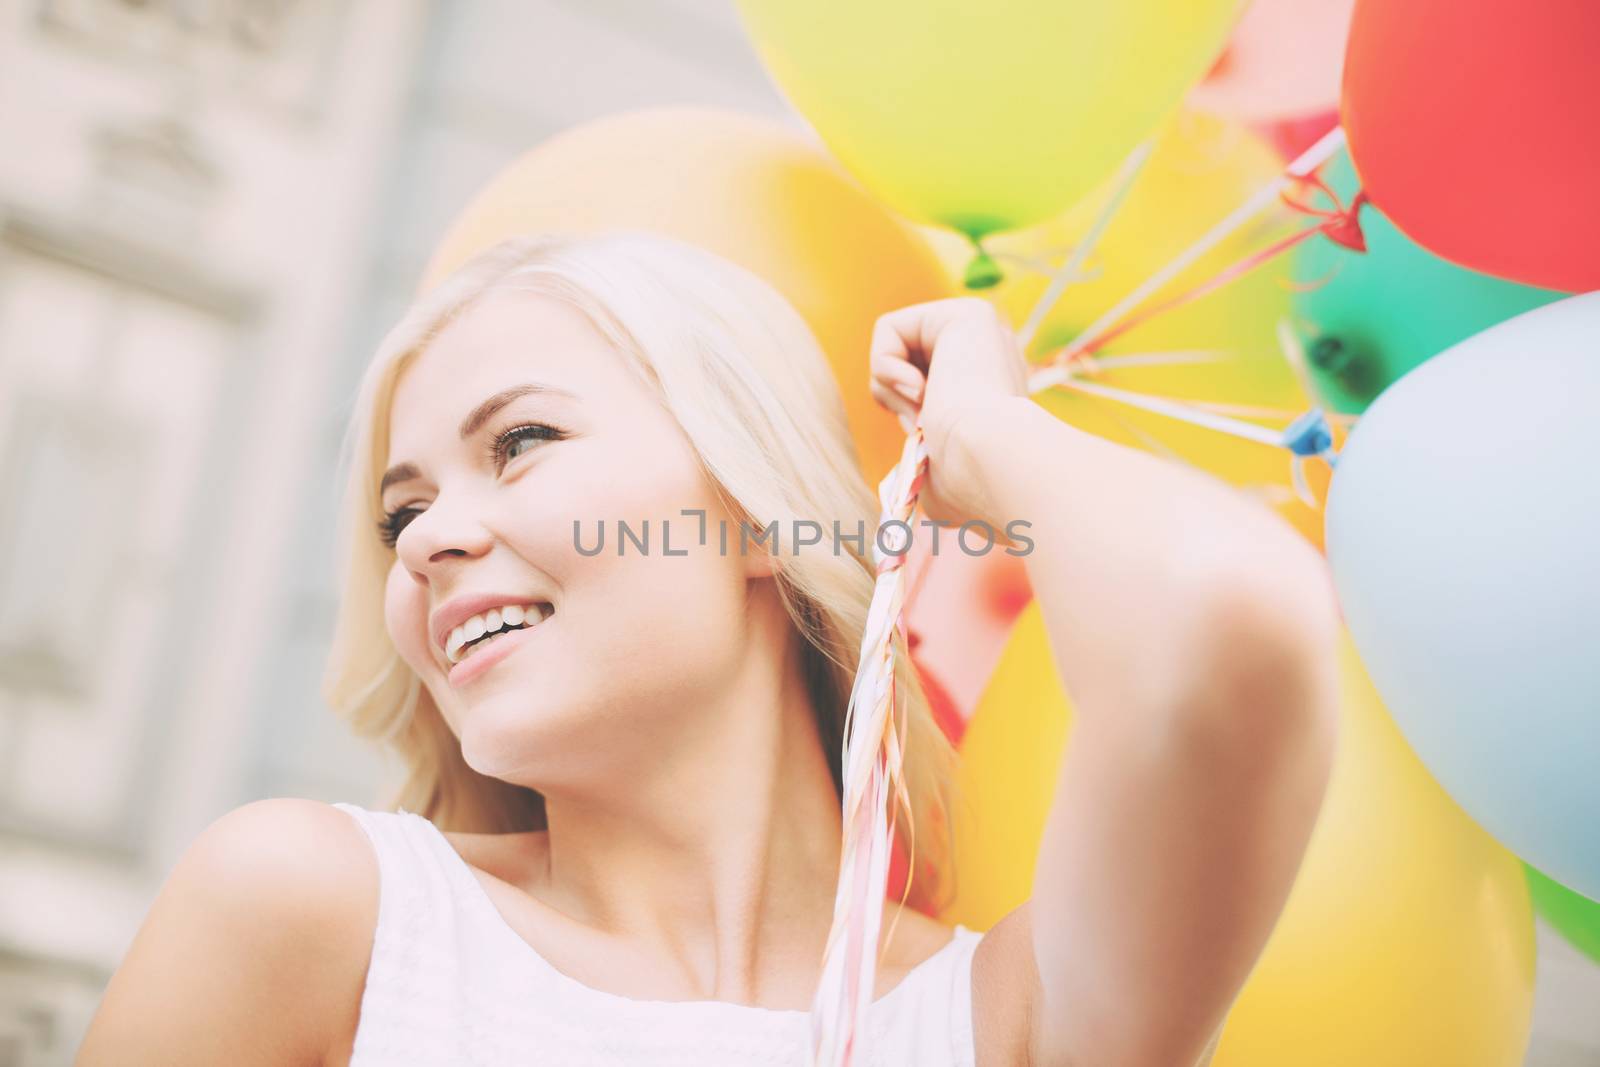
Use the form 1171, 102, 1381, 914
808, 421, 930, 1067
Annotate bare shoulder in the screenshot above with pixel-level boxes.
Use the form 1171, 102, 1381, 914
77, 797, 377, 1067
971, 900, 1046, 1067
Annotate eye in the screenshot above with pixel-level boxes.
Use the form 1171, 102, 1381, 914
374, 422, 567, 550
376, 506, 417, 549
488, 421, 565, 471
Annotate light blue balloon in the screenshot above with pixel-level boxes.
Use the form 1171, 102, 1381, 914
1326, 291, 1600, 898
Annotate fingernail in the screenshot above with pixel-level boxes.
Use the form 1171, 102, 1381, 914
892, 380, 921, 404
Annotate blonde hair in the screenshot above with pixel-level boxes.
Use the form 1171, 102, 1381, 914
321, 229, 962, 919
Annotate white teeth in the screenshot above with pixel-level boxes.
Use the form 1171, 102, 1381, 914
460, 631, 504, 662
444, 602, 550, 664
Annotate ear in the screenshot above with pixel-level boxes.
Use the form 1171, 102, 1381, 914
742, 542, 779, 580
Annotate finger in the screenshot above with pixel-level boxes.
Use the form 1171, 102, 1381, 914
869, 378, 920, 421
870, 349, 925, 401
871, 296, 992, 374
870, 308, 935, 378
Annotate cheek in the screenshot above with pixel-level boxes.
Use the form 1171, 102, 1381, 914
532, 504, 748, 672
384, 559, 433, 670
586, 527, 752, 673
507, 438, 719, 587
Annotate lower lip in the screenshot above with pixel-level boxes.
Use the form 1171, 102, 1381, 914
447, 619, 547, 687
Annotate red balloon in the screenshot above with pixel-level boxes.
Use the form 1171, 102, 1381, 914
1342, 0, 1600, 292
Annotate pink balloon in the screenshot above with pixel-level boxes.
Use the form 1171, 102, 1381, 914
904, 535, 1032, 741
1189, 0, 1356, 122
1255, 107, 1340, 162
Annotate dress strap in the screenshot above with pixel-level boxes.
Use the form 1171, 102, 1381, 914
884, 924, 982, 1067
945, 926, 983, 1067
331, 802, 484, 1064
331, 802, 983, 1065
334, 800, 493, 935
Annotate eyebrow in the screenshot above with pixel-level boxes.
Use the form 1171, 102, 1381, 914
379, 382, 576, 495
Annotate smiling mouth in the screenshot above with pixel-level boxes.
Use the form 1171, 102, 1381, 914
446, 603, 554, 665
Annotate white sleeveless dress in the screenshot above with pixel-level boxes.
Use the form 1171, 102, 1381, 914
331, 802, 983, 1066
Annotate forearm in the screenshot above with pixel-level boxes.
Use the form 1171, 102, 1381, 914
871, 297, 1340, 1065
954, 396, 1341, 1066
950, 394, 1337, 735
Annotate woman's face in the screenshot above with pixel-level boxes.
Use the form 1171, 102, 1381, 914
380, 289, 767, 783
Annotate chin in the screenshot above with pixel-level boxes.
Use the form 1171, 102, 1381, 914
453, 691, 573, 780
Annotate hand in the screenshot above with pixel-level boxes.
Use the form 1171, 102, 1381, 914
868, 297, 1030, 535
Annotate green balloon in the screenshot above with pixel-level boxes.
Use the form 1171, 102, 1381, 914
1525, 864, 1600, 964
1290, 149, 1565, 414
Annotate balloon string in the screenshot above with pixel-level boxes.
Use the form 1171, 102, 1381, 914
1068, 223, 1328, 356
1279, 173, 1370, 252
1280, 260, 1345, 293
1080, 350, 1230, 371
1017, 138, 1156, 349
1271, 174, 1364, 293
1039, 376, 1286, 446
1030, 168, 1369, 375
992, 249, 1097, 280
1047, 125, 1348, 366
810, 426, 928, 1067
1031, 374, 1341, 507
1178, 397, 1358, 423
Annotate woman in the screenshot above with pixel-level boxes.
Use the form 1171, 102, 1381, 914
77, 231, 1339, 1066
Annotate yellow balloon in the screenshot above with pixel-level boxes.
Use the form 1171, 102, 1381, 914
941, 600, 1073, 931
989, 110, 1298, 381
1214, 631, 1535, 1067
734, 0, 1246, 241
945, 610, 1535, 1063
421, 107, 953, 482
927, 111, 1330, 546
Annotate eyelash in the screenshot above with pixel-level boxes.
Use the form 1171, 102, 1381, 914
376, 421, 567, 549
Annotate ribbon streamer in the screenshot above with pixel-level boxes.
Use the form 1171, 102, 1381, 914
810, 425, 929, 1067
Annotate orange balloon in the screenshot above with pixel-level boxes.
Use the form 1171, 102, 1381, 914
422, 107, 954, 481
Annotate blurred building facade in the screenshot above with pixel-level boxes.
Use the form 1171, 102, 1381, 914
0, 2, 789, 1061
0, 2, 1594, 1065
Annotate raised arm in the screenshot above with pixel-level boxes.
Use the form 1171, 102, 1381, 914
869, 297, 1340, 1067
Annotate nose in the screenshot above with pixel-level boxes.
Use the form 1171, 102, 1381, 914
396, 496, 495, 586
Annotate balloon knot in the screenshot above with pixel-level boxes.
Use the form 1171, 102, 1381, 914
1282, 175, 1370, 254
963, 246, 1003, 290
1321, 190, 1370, 253
1282, 407, 1337, 462
1281, 407, 1338, 509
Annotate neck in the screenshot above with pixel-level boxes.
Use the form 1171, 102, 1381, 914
533, 584, 847, 1004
